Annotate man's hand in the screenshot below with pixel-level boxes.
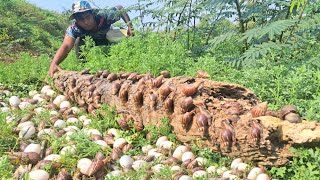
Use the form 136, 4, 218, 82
127, 28, 134, 36
48, 63, 62, 78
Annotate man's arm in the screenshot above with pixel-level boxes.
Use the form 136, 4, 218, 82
48, 35, 75, 77
115, 5, 134, 36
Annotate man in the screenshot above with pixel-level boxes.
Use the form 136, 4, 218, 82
48, 0, 134, 77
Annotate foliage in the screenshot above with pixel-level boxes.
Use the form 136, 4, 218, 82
270, 147, 320, 180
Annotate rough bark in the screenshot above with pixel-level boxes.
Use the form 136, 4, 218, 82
53, 70, 320, 166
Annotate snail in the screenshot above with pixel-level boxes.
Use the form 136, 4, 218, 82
195, 103, 213, 125
220, 119, 235, 147
181, 111, 195, 129
250, 102, 268, 118
120, 72, 133, 79
164, 97, 174, 113
127, 72, 139, 81
196, 113, 208, 133
119, 83, 129, 103
7, 152, 41, 165
196, 69, 209, 79
181, 81, 203, 96
133, 91, 143, 107
160, 70, 171, 78
149, 92, 158, 111
101, 70, 110, 78
279, 105, 301, 123
106, 73, 118, 81
249, 119, 263, 142
95, 70, 103, 77
56, 168, 72, 180
80, 68, 90, 75
118, 115, 130, 130
152, 75, 164, 88
180, 97, 194, 113
158, 85, 174, 100
111, 81, 121, 95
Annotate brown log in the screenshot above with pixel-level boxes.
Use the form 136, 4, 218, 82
53, 70, 320, 166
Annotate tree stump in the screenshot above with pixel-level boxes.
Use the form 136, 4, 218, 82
53, 70, 320, 166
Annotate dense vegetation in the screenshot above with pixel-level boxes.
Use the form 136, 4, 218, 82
0, 0, 320, 179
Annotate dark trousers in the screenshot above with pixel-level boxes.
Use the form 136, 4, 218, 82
74, 37, 109, 59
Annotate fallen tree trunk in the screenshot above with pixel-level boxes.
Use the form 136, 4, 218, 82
53, 70, 320, 166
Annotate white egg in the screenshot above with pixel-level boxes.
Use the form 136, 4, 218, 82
222, 170, 233, 179
17, 121, 34, 130
28, 169, 49, 180
247, 167, 264, 180
235, 163, 248, 172
53, 95, 67, 106
216, 166, 228, 175
71, 106, 80, 114
231, 158, 243, 169
24, 143, 41, 154
152, 164, 164, 173
256, 173, 270, 180
44, 89, 56, 97
196, 157, 207, 166
28, 90, 38, 97
44, 154, 61, 162
142, 144, 153, 154
60, 100, 71, 109
119, 155, 134, 168
49, 110, 59, 116
132, 160, 147, 170
193, 170, 207, 178
95, 140, 108, 150
106, 170, 122, 178
181, 151, 195, 162
77, 158, 92, 176
156, 136, 168, 147
54, 120, 66, 128
172, 145, 189, 160
160, 140, 174, 150
38, 128, 54, 137
113, 138, 127, 149
171, 165, 181, 172
41, 85, 52, 94
19, 101, 32, 110
83, 119, 91, 127
9, 96, 20, 108
19, 125, 35, 139
1, 107, 10, 112
67, 117, 79, 124
107, 128, 119, 137
179, 175, 193, 180
207, 165, 217, 174
34, 107, 45, 114
60, 145, 76, 156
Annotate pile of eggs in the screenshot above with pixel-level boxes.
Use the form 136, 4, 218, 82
0, 86, 271, 179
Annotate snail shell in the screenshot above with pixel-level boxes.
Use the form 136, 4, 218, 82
250, 119, 263, 142
181, 111, 194, 129
164, 97, 174, 113
112, 82, 121, 95
160, 70, 171, 78
196, 113, 208, 132
158, 85, 173, 100
181, 81, 203, 96
196, 70, 209, 79
56, 168, 71, 180
220, 128, 233, 146
111, 147, 123, 160
250, 102, 268, 118
107, 73, 118, 81
149, 93, 157, 111
133, 91, 143, 107
134, 118, 144, 131
120, 72, 133, 79
284, 112, 302, 123
118, 117, 130, 130
180, 97, 194, 113
152, 75, 164, 88
127, 72, 139, 81
122, 144, 134, 153
119, 88, 129, 103
280, 105, 298, 120
101, 70, 110, 78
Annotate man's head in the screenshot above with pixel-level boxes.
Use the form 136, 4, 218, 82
70, 1, 96, 31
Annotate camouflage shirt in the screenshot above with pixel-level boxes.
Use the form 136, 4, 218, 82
66, 7, 120, 39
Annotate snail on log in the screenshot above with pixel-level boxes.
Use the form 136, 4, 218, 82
52, 70, 320, 166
